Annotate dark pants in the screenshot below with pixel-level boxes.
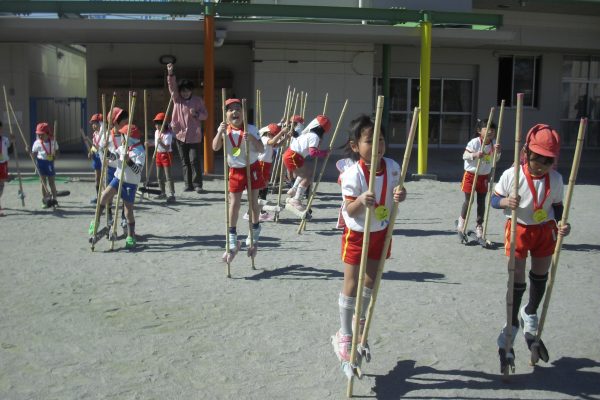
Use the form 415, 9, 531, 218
460, 192, 486, 225
176, 139, 203, 189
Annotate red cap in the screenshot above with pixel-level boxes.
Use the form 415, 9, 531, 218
316, 115, 332, 133
35, 122, 51, 135
225, 98, 241, 108
290, 115, 304, 124
110, 107, 124, 125
527, 124, 560, 158
153, 112, 168, 122
119, 124, 142, 140
89, 114, 103, 123
267, 123, 281, 135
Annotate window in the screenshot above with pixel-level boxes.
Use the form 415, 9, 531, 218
375, 77, 473, 146
497, 55, 541, 108
560, 55, 600, 147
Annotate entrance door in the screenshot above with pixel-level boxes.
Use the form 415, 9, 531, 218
29, 97, 87, 152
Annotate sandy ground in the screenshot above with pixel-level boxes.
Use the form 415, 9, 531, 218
0, 175, 599, 400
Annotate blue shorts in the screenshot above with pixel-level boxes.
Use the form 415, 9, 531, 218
91, 153, 102, 171
106, 166, 116, 186
36, 159, 55, 177
109, 177, 137, 203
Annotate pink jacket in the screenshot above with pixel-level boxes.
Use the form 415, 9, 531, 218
167, 74, 208, 144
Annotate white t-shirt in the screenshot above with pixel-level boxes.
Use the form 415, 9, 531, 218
154, 128, 174, 153
225, 124, 260, 168
463, 137, 496, 175
340, 157, 401, 233
31, 139, 59, 160
98, 132, 122, 168
289, 131, 320, 158
91, 122, 105, 151
494, 165, 564, 225
0, 136, 10, 163
114, 140, 146, 185
258, 135, 274, 163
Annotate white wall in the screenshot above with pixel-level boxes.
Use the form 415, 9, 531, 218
0, 44, 30, 145
27, 44, 86, 98
254, 41, 374, 147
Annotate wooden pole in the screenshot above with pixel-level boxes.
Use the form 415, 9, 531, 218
322, 92, 328, 115
274, 90, 298, 221
482, 99, 505, 243
297, 99, 348, 233
143, 89, 149, 192
145, 98, 174, 188
222, 88, 231, 278
242, 98, 256, 270
504, 92, 524, 381
347, 95, 384, 397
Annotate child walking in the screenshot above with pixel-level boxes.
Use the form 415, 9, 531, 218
283, 115, 332, 211
30, 122, 59, 208
90, 123, 146, 249
334, 115, 406, 362
491, 124, 570, 368
457, 119, 500, 238
146, 112, 176, 203
88, 113, 104, 203
0, 120, 15, 216
212, 98, 265, 252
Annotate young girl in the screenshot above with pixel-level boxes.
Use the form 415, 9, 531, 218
30, 122, 59, 208
333, 115, 406, 362
492, 124, 570, 370
212, 98, 265, 252
0, 120, 15, 216
91, 123, 146, 249
146, 112, 176, 203
457, 119, 500, 238
88, 113, 104, 203
283, 115, 332, 211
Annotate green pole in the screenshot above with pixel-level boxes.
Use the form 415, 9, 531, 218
418, 14, 432, 175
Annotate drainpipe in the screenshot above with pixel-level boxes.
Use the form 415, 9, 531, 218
203, 0, 215, 174
417, 12, 431, 176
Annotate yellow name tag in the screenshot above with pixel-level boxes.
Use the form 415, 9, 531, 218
375, 205, 389, 222
533, 208, 548, 223
232, 147, 241, 157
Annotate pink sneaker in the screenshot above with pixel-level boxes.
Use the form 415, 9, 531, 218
287, 197, 306, 211
335, 331, 353, 362
259, 211, 274, 222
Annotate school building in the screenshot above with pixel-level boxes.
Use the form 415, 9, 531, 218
0, 0, 599, 173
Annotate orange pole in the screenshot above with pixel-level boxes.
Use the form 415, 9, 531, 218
203, 5, 215, 174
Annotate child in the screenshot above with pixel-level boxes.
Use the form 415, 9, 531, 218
244, 122, 289, 222
491, 124, 570, 369
284, 115, 305, 187
146, 112, 176, 203
0, 120, 15, 216
334, 115, 406, 362
97, 107, 128, 227
283, 115, 332, 211
167, 63, 208, 193
88, 113, 104, 203
90, 123, 146, 249
457, 119, 500, 238
30, 122, 59, 208
212, 98, 265, 252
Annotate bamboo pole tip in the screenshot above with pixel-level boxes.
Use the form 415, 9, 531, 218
517, 93, 524, 100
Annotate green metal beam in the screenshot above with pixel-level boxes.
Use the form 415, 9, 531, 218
0, 1, 503, 28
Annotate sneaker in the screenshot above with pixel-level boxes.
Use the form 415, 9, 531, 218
242, 211, 249, 221
228, 233, 238, 251
259, 211, 274, 222
287, 197, 306, 211
335, 330, 353, 362
125, 235, 137, 249
475, 224, 483, 238
287, 187, 297, 197
457, 216, 465, 231
497, 324, 519, 349
154, 193, 167, 200
245, 224, 262, 246
88, 220, 96, 235
520, 305, 539, 335
166, 195, 176, 204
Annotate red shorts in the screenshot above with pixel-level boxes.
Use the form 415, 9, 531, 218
258, 161, 272, 184
461, 171, 489, 194
156, 152, 173, 167
283, 148, 305, 171
341, 228, 391, 265
0, 162, 7, 181
504, 220, 558, 259
229, 161, 266, 193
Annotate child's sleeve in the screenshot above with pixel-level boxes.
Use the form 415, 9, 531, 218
341, 168, 361, 201
494, 169, 510, 197
31, 141, 41, 153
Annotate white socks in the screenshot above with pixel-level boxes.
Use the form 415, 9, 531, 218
292, 176, 302, 189
294, 185, 307, 200
361, 286, 373, 319
338, 293, 355, 336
